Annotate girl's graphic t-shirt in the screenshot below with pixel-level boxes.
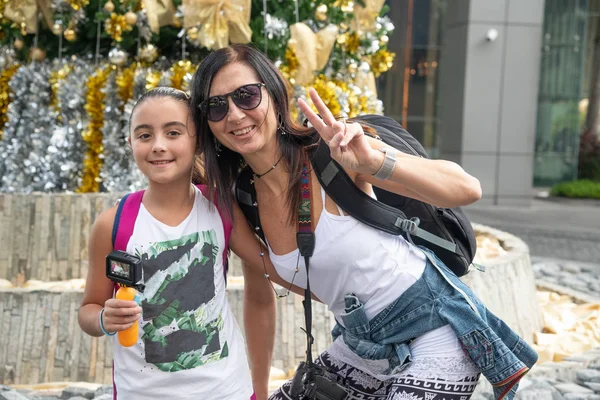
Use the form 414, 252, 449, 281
112, 186, 253, 400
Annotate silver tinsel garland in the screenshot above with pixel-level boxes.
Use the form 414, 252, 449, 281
0, 62, 58, 193
100, 68, 146, 193
48, 58, 93, 191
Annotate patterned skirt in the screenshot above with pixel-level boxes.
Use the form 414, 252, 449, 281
269, 349, 480, 400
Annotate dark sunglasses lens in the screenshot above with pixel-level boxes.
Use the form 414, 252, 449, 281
207, 96, 228, 121
233, 85, 262, 110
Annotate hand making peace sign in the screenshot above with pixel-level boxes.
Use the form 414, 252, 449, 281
297, 88, 382, 176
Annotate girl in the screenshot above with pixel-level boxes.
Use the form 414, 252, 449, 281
79, 87, 276, 400
189, 44, 538, 400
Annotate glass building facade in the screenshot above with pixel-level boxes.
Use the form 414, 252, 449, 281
378, 0, 598, 187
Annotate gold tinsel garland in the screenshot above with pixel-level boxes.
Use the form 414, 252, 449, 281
170, 60, 195, 91
116, 63, 136, 103
369, 49, 395, 77
310, 75, 341, 117
67, 0, 89, 11
0, 63, 20, 141
79, 67, 110, 193
145, 70, 162, 91
105, 13, 133, 42
49, 64, 72, 120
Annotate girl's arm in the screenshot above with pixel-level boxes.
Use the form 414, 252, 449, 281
78, 206, 141, 336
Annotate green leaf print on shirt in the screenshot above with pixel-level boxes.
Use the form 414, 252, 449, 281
137, 230, 229, 371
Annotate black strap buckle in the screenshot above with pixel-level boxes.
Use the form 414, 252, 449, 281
297, 232, 315, 258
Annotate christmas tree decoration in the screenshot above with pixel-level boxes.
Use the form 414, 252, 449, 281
47, 59, 92, 191
52, 22, 63, 35
105, 13, 133, 42
115, 62, 136, 103
170, 60, 195, 91
288, 22, 337, 85
0, 62, 57, 193
63, 28, 77, 41
369, 48, 395, 77
0, 0, 396, 194
0, 48, 17, 69
352, 0, 385, 32
3, 0, 53, 34
143, 0, 175, 33
49, 62, 72, 115
182, 0, 251, 50
124, 11, 137, 26
108, 47, 128, 66
30, 47, 46, 61
139, 43, 158, 63
79, 66, 110, 193
13, 38, 24, 50
67, 0, 90, 11
0, 64, 20, 141
314, 4, 328, 22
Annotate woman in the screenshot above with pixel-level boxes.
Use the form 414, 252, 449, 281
190, 44, 537, 400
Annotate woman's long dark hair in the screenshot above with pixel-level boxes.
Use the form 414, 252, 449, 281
190, 44, 317, 222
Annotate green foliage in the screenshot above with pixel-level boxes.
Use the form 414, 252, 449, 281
551, 179, 600, 199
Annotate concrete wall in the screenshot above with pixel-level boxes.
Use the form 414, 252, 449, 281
438, 0, 545, 205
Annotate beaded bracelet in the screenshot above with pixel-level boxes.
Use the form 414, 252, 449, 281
99, 308, 116, 336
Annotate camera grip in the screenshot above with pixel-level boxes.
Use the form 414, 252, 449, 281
116, 286, 138, 347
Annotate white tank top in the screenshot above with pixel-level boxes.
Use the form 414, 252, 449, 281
268, 188, 473, 380
268, 187, 428, 322
112, 186, 253, 400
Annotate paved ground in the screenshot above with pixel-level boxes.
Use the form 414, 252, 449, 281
465, 196, 600, 264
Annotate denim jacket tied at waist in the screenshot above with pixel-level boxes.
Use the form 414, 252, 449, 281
331, 248, 538, 400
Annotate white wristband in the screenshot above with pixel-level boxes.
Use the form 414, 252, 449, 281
372, 147, 397, 180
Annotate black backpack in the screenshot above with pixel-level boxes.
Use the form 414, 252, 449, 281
236, 114, 479, 277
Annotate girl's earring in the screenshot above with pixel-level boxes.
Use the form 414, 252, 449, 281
277, 112, 287, 136
214, 139, 222, 157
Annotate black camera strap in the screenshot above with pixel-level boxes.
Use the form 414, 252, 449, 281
297, 153, 316, 365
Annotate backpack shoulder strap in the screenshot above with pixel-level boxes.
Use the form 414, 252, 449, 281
112, 190, 145, 251
235, 166, 267, 244
197, 184, 232, 278
308, 141, 458, 253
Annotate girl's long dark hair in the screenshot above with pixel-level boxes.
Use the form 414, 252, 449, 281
190, 44, 317, 222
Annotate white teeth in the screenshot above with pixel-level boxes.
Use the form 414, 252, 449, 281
232, 126, 253, 136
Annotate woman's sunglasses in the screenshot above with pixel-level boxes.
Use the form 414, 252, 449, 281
199, 83, 266, 122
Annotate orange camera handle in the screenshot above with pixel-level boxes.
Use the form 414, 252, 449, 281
116, 286, 138, 347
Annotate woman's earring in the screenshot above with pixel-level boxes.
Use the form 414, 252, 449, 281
277, 112, 287, 135
214, 139, 222, 157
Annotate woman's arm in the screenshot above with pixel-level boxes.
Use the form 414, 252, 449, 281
298, 88, 482, 209
356, 136, 482, 208
78, 206, 141, 337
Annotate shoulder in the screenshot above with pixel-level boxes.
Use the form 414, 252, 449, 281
91, 204, 118, 237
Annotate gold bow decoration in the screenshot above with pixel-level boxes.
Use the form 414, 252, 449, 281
143, 0, 176, 33
288, 23, 338, 86
182, 0, 251, 50
3, 0, 53, 34
352, 0, 385, 32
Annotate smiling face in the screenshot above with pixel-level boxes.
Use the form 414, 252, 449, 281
207, 62, 278, 157
129, 96, 197, 186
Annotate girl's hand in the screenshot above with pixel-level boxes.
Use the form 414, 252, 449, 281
102, 298, 141, 333
297, 88, 383, 175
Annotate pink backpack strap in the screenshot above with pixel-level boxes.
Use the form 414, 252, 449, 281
112, 190, 145, 251
197, 184, 232, 279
